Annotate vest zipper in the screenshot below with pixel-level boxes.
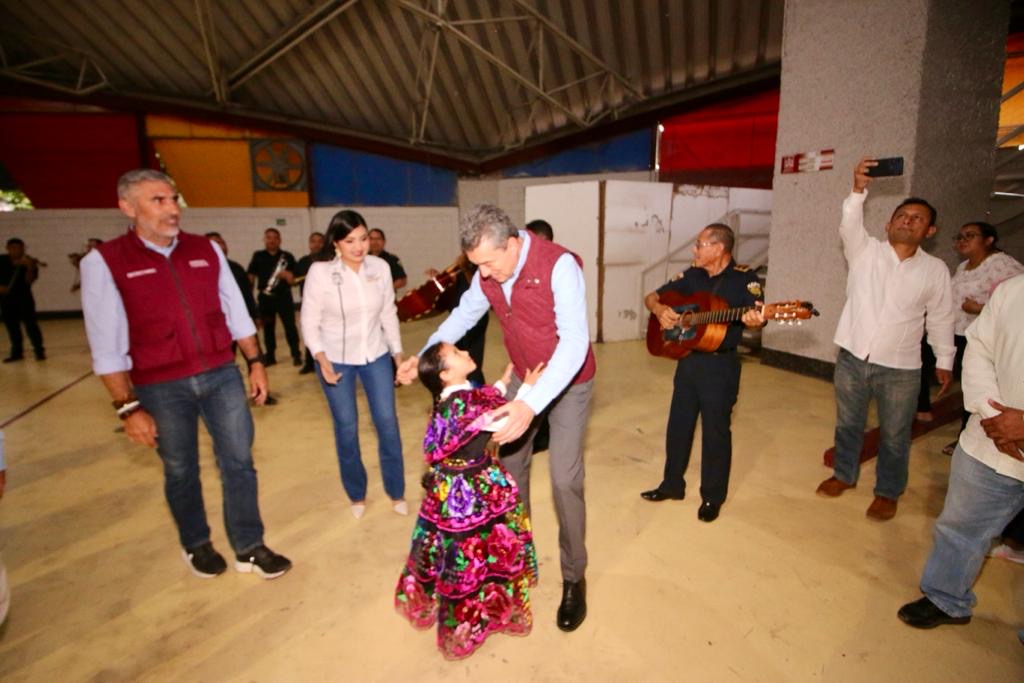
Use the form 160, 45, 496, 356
167, 258, 208, 371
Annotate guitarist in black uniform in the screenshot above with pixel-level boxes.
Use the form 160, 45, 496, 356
640, 223, 766, 522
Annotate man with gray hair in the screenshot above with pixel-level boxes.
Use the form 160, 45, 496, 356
397, 204, 595, 632
80, 168, 291, 580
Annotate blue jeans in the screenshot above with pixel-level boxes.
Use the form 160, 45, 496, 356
920, 445, 1024, 617
135, 363, 264, 554
317, 352, 404, 502
832, 348, 920, 499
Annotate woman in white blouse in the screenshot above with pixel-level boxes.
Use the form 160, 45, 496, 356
301, 210, 406, 518
938, 221, 1023, 454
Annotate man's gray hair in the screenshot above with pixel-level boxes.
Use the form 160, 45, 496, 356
458, 204, 519, 251
704, 222, 735, 254
117, 169, 176, 199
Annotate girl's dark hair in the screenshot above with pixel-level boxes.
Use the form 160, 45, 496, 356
418, 342, 447, 402
317, 209, 367, 261
964, 221, 1000, 253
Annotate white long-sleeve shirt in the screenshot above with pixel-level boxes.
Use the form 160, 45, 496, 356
300, 255, 402, 365
833, 191, 956, 370
959, 274, 1024, 481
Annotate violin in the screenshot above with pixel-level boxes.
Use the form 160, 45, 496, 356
396, 260, 463, 322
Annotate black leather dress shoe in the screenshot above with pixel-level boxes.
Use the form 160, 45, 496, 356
697, 501, 720, 522
640, 488, 685, 502
557, 579, 587, 632
897, 597, 970, 629
298, 365, 315, 375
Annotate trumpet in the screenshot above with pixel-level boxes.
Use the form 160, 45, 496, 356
263, 255, 288, 295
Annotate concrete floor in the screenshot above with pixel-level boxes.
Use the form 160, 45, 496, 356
0, 317, 1021, 682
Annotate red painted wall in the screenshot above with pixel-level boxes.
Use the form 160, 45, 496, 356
0, 112, 141, 208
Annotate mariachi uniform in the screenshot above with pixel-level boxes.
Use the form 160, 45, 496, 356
655, 260, 761, 506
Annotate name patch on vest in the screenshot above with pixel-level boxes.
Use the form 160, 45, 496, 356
126, 268, 157, 279
189, 259, 210, 268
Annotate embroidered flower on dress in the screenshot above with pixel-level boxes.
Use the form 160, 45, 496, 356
481, 583, 514, 626
447, 475, 476, 519
485, 523, 521, 573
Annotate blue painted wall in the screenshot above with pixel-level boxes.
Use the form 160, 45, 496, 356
501, 129, 652, 178
311, 144, 457, 206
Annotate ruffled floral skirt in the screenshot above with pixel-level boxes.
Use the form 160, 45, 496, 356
395, 444, 538, 659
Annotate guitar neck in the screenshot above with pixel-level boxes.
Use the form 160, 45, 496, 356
680, 305, 755, 327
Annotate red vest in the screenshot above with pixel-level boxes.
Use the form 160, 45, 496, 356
479, 236, 596, 386
97, 229, 235, 386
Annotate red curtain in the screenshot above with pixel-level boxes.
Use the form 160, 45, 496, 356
0, 112, 141, 208
659, 90, 779, 188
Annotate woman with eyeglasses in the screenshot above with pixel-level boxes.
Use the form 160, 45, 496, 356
938, 222, 1023, 451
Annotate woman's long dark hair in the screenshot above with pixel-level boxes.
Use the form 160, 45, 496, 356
316, 209, 368, 261
418, 342, 447, 404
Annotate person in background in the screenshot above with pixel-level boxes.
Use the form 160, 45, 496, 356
206, 232, 278, 406
294, 231, 326, 375
69, 237, 104, 292
0, 237, 46, 363
301, 211, 406, 519
936, 222, 1023, 455
247, 228, 301, 367
368, 228, 408, 290
525, 219, 554, 242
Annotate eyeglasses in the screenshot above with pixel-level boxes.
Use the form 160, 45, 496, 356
952, 233, 982, 242
694, 240, 719, 249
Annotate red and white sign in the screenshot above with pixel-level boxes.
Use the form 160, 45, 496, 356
780, 149, 835, 174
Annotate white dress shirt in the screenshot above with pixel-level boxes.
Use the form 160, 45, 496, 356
80, 234, 257, 375
833, 191, 956, 370
959, 274, 1024, 481
300, 255, 402, 365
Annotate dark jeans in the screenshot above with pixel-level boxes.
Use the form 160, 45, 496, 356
661, 351, 741, 505
135, 363, 265, 554
1, 294, 44, 357
258, 292, 300, 361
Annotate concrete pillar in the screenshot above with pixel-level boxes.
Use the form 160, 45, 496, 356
762, 0, 1009, 374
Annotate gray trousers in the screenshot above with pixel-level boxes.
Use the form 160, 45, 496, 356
502, 376, 592, 582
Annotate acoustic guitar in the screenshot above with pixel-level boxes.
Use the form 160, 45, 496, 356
646, 291, 818, 360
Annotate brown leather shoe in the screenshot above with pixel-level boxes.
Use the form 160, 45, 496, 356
816, 476, 856, 498
866, 495, 898, 521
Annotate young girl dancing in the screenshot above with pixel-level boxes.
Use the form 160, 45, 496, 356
395, 342, 542, 659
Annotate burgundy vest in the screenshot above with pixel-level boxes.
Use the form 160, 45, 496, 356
479, 236, 596, 386
97, 230, 235, 386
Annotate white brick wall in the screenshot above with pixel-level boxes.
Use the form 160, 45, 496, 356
0, 206, 459, 311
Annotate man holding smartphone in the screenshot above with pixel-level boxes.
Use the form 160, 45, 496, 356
816, 158, 956, 521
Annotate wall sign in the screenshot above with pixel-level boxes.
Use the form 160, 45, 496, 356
780, 149, 834, 174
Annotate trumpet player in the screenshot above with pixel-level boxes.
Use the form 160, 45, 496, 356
247, 228, 301, 367
0, 237, 46, 363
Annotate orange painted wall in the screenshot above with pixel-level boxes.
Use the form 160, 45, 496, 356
147, 115, 308, 207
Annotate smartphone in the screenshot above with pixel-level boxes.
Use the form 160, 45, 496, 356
866, 157, 904, 177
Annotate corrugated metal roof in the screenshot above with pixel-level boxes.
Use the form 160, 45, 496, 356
0, 0, 784, 166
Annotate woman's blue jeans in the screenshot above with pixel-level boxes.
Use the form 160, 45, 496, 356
135, 363, 264, 554
317, 352, 404, 502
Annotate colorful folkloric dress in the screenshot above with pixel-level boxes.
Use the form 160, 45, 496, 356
395, 384, 538, 659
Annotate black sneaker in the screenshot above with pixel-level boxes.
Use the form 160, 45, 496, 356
235, 545, 292, 579
182, 542, 227, 578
